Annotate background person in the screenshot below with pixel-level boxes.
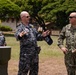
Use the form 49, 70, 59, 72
15, 11, 51, 75
0, 31, 6, 46
58, 12, 76, 75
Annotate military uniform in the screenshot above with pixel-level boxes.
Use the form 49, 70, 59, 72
58, 24, 76, 75
0, 32, 6, 46
15, 23, 43, 75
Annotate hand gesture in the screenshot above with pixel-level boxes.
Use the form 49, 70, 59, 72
19, 31, 27, 37
42, 30, 51, 37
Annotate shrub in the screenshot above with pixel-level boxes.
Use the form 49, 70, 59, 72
0, 25, 12, 31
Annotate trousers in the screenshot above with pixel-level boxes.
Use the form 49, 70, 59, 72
18, 54, 39, 75
64, 51, 76, 75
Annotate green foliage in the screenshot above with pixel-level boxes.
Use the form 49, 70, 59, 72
39, 0, 76, 29
0, 25, 12, 31
1, 0, 76, 29
0, 0, 20, 19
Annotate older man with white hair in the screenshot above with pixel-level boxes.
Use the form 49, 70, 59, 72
15, 11, 51, 75
58, 12, 76, 75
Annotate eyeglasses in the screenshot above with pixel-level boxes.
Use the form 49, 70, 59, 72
26, 16, 30, 18
22, 16, 30, 18
69, 16, 76, 19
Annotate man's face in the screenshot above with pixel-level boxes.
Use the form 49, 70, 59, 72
69, 13, 76, 25
22, 13, 30, 23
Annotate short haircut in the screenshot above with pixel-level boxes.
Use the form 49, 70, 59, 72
20, 11, 29, 18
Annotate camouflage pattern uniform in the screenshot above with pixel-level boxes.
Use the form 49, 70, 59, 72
15, 23, 43, 75
58, 24, 76, 75
0, 31, 6, 46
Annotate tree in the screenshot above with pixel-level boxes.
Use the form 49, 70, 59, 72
0, 0, 20, 20
10, 0, 76, 29
39, 0, 76, 29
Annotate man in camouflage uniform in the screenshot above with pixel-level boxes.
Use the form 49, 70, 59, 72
58, 12, 76, 75
0, 31, 6, 46
15, 11, 50, 75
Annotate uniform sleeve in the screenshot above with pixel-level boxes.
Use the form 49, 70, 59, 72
57, 27, 66, 49
33, 28, 43, 41
15, 25, 23, 41
36, 33, 43, 41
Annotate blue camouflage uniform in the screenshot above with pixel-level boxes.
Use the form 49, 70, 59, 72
15, 23, 43, 75
0, 32, 6, 46
58, 24, 76, 75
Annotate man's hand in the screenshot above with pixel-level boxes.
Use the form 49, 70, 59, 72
38, 27, 43, 32
72, 49, 76, 53
42, 30, 51, 37
61, 47, 68, 54
19, 31, 27, 37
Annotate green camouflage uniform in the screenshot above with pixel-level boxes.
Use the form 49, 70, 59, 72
58, 24, 76, 75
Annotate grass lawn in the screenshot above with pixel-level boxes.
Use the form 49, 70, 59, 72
4, 34, 67, 75
5, 34, 63, 60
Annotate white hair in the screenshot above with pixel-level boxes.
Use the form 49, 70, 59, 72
70, 12, 76, 16
20, 11, 29, 18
